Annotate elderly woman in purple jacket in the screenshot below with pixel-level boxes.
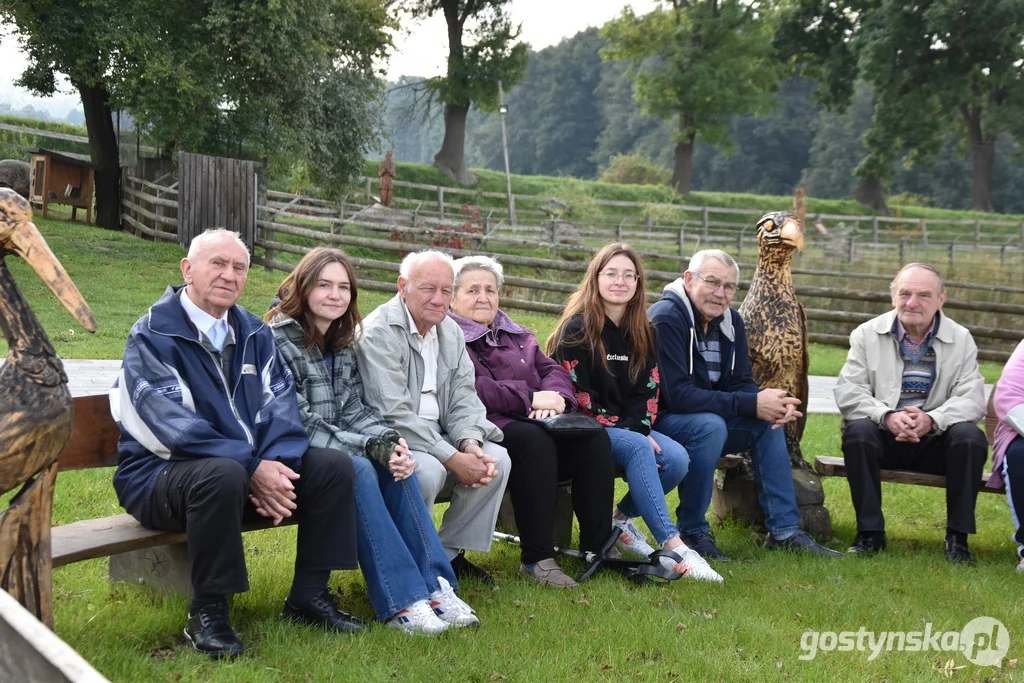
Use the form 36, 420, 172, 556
449, 255, 615, 589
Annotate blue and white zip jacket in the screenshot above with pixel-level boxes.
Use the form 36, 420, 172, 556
647, 278, 760, 420
110, 285, 309, 528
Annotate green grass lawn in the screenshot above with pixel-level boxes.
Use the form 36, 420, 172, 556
3, 217, 1021, 681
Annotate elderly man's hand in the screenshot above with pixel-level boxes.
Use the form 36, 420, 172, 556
884, 410, 920, 442
901, 406, 934, 441
445, 447, 497, 487
756, 388, 802, 424
249, 460, 300, 526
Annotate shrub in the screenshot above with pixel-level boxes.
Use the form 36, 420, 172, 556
598, 154, 671, 186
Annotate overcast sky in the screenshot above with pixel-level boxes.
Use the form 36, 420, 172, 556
0, 1, 658, 115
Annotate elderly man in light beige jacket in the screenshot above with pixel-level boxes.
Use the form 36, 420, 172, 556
355, 250, 510, 583
834, 263, 987, 564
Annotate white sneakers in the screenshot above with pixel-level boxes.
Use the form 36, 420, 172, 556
429, 576, 480, 628
387, 599, 450, 635
660, 543, 725, 584
613, 517, 658, 558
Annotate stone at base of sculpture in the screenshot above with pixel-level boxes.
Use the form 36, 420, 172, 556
108, 543, 193, 597
712, 460, 832, 542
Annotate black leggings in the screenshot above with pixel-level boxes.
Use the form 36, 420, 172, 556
500, 420, 615, 564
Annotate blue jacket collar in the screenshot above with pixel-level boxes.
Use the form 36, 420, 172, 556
148, 284, 263, 342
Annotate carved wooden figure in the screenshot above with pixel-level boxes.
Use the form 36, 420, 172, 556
0, 188, 95, 627
378, 151, 396, 207
738, 207, 809, 471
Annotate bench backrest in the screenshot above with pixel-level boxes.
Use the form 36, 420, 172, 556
61, 395, 120, 471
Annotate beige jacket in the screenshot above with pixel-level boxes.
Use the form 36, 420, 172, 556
833, 310, 985, 434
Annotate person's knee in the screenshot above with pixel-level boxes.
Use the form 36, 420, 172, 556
197, 458, 249, 495
414, 453, 446, 498
1006, 438, 1024, 467
842, 419, 882, 447
350, 454, 379, 487
946, 422, 988, 449
484, 442, 511, 486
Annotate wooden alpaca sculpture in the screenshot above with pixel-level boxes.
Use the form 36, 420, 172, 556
0, 187, 95, 627
738, 192, 809, 471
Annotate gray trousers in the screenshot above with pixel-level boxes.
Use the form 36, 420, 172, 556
410, 423, 511, 553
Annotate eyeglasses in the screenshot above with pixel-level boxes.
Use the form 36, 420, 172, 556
694, 273, 738, 294
599, 270, 638, 283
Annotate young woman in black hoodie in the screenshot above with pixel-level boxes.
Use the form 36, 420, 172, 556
548, 243, 722, 582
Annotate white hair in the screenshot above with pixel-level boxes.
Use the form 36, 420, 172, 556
687, 249, 738, 281
452, 255, 504, 291
187, 228, 250, 266
399, 250, 454, 279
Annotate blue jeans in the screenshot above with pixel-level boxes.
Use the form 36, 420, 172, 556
608, 429, 689, 545
351, 456, 458, 620
655, 412, 801, 538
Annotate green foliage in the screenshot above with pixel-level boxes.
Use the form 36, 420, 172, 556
599, 153, 671, 186
600, 1, 786, 153
398, 1, 527, 112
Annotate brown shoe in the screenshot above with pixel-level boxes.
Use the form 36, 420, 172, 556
518, 558, 579, 589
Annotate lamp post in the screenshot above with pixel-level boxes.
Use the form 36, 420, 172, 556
497, 79, 516, 227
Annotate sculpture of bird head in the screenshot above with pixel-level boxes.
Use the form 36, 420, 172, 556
755, 210, 804, 254
0, 187, 96, 333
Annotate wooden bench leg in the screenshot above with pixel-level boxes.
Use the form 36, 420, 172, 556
108, 542, 192, 597
495, 484, 574, 549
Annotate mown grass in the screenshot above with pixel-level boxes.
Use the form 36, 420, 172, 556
38, 415, 1024, 682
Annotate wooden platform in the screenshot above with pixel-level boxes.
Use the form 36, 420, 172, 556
813, 455, 1004, 494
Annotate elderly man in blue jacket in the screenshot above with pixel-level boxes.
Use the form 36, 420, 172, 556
110, 229, 364, 659
648, 249, 840, 561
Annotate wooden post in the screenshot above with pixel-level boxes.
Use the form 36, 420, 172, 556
646, 213, 652, 233
736, 233, 743, 261
365, 176, 372, 201
701, 207, 709, 239
616, 219, 624, 242
871, 216, 879, 243
550, 221, 558, 258
920, 220, 928, 247
899, 239, 908, 265
974, 220, 981, 248
949, 242, 956, 268
679, 226, 686, 259
847, 236, 856, 263
437, 186, 445, 220
1001, 244, 1007, 268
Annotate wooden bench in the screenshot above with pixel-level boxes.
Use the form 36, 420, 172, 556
53, 395, 745, 592
813, 387, 1006, 495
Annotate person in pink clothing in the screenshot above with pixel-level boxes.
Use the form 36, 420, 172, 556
990, 339, 1024, 572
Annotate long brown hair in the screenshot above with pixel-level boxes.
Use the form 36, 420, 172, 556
546, 242, 655, 383
266, 247, 362, 352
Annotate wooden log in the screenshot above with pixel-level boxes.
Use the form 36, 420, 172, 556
0, 587, 109, 682
814, 456, 1003, 493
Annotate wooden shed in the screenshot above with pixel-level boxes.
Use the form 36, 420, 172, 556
28, 148, 96, 223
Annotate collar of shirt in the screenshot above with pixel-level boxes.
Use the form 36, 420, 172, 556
890, 312, 940, 344
180, 287, 229, 339
404, 300, 438, 346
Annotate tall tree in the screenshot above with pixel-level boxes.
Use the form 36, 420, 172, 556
2, 0, 392, 228
398, 0, 527, 184
601, 0, 785, 194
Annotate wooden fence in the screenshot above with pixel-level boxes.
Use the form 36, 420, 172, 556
119, 176, 1024, 361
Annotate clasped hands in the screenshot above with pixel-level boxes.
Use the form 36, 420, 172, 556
528, 390, 566, 420
756, 388, 803, 430
884, 406, 933, 443
445, 439, 498, 488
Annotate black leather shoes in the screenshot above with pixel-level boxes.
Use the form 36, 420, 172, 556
847, 532, 887, 555
765, 530, 843, 558
450, 550, 495, 583
184, 603, 244, 659
945, 533, 975, 565
282, 588, 367, 633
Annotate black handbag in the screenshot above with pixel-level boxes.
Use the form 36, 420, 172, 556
512, 412, 603, 436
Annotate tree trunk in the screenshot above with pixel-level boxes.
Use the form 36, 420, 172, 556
854, 174, 889, 214
670, 126, 696, 195
76, 81, 121, 230
964, 108, 995, 213
433, 103, 476, 185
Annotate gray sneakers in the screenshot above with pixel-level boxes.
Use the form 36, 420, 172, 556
518, 558, 579, 589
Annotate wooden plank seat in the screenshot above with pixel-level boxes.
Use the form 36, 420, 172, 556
52, 394, 745, 590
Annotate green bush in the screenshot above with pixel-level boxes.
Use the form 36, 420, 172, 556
598, 153, 671, 186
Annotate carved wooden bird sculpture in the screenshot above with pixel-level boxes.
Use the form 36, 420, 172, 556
0, 187, 95, 627
738, 209, 810, 471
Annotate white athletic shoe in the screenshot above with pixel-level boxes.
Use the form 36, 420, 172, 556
660, 543, 725, 584
429, 577, 480, 628
387, 599, 450, 635
613, 517, 657, 558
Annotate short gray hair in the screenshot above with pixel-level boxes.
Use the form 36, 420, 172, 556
890, 262, 946, 294
399, 250, 454, 279
452, 255, 504, 291
187, 228, 250, 266
687, 249, 738, 280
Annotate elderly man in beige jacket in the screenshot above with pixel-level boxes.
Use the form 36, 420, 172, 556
355, 250, 510, 583
834, 263, 987, 564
